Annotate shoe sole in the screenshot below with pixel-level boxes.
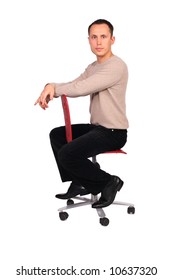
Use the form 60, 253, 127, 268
55, 190, 90, 199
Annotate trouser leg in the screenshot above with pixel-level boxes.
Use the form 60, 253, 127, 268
50, 124, 127, 195
49, 124, 95, 183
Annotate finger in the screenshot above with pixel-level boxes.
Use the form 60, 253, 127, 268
40, 99, 49, 109
39, 102, 46, 110
34, 98, 40, 105
41, 99, 48, 108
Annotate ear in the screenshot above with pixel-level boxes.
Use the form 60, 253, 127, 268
88, 36, 92, 45
111, 36, 115, 45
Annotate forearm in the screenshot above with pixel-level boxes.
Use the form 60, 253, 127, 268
48, 72, 89, 97
52, 71, 117, 97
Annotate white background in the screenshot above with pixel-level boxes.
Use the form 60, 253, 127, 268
1, 0, 173, 279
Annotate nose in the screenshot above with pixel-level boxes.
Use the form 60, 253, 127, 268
97, 37, 101, 45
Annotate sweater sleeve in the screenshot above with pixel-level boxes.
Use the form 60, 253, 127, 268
49, 69, 89, 96
52, 59, 126, 97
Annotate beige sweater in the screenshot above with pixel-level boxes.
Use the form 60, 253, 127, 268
51, 55, 129, 129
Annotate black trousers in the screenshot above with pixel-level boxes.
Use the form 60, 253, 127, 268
49, 124, 127, 195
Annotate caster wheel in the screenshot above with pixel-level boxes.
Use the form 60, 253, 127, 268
59, 211, 69, 221
100, 217, 109, 226
127, 206, 135, 214
67, 199, 74, 205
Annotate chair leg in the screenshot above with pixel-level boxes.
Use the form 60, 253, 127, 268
58, 194, 109, 225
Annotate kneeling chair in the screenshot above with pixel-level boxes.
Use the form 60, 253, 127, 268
57, 95, 135, 226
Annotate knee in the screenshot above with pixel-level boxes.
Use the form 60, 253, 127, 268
49, 128, 56, 143
49, 126, 65, 144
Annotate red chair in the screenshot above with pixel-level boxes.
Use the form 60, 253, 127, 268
58, 95, 135, 226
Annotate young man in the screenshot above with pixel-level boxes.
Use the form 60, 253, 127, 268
34, 19, 129, 208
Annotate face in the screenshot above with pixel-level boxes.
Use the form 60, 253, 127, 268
88, 23, 115, 62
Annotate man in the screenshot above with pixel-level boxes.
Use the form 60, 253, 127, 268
34, 19, 129, 208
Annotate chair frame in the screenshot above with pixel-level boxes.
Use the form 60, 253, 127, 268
57, 95, 135, 226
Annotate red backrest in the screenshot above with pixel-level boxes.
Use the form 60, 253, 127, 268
61, 95, 72, 142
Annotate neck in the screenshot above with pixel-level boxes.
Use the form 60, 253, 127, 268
96, 52, 114, 64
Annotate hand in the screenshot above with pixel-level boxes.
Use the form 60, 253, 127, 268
34, 84, 55, 110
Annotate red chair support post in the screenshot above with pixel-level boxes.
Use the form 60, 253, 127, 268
61, 95, 72, 143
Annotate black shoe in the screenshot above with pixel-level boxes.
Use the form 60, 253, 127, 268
55, 182, 90, 199
92, 176, 123, 208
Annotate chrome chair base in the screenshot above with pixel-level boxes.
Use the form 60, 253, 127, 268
58, 194, 135, 226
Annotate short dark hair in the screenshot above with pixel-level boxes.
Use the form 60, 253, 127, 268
88, 19, 114, 36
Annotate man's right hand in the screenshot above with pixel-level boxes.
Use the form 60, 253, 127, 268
34, 84, 55, 110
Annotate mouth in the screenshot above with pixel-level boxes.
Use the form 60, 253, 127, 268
95, 48, 103, 52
